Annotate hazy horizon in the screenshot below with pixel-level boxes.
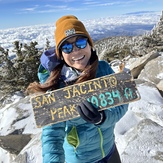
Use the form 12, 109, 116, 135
0, 0, 163, 29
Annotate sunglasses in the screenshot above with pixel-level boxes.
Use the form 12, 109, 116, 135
60, 37, 88, 54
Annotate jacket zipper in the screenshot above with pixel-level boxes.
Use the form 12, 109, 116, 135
97, 128, 105, 158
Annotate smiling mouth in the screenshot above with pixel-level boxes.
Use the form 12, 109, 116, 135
72, 55, 85, 61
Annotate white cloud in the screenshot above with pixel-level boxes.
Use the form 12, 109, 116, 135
0, 12, 160, 57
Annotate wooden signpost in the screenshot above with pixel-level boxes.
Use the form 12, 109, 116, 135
31, 71, 140, 128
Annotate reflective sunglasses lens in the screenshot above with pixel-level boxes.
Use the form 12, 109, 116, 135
76, 38, 87, 49
61, 38, 88, 54
61, 43, 73, 54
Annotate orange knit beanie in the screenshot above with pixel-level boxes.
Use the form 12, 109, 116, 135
55, 15, 93, 57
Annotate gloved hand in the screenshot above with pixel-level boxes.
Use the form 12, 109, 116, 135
76, 100, 105, 125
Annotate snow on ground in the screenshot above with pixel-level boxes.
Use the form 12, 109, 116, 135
0, 12, 163, 163
0, 84, 162, 163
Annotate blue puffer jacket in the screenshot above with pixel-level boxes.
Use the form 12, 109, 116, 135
39, 50, 128, 163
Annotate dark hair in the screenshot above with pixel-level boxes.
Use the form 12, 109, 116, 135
26, 50, 98, 95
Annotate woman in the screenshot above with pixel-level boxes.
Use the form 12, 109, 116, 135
26, 15, 128, 163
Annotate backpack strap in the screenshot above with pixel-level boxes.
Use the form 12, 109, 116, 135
40, 47, 61, 72
38, 47, 61, 83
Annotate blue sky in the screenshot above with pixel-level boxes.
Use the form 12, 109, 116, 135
0, 0, 163, 29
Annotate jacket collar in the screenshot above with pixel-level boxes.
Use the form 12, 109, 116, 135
61, 64, 83, 83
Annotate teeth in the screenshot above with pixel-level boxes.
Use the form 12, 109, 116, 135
72, 56, 84, 61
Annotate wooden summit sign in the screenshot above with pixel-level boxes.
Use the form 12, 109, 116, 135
31, 71, 140, 127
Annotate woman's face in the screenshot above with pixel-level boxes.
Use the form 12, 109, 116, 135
60, 36, 92, 71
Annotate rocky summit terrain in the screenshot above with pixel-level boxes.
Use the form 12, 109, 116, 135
95, 11, 163, 61
0, 12, 163, 100
0, 11, 163, 163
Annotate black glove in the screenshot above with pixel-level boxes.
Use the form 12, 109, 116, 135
76, 100, 105, 125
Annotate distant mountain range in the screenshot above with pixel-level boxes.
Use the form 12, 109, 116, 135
0, 11, 161, 56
